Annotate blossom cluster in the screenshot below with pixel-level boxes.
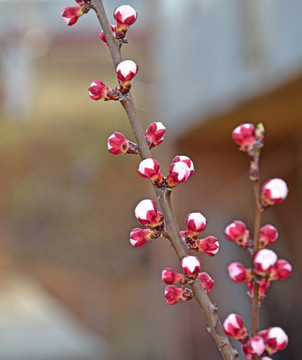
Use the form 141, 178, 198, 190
162, 256, 214, 305
223, 314, 288, 359
62, 3, 139, 99
223, 123, 291, 358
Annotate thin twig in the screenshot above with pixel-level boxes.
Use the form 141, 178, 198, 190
92, 1, 237, 358
250, 147, 263, 360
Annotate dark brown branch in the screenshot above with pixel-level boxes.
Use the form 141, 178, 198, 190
92, 1, 237, 358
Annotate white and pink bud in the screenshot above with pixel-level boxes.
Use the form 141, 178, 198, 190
253, 249, 278, 276
116, 60, 138, 94
166, 161, 191, 188
223, 313, 248, 340
181, 255, 201, 279
198, 272, 214, 293
164, 285, 193, 305
260, 327, 288, 354
161, 267, 187, 285
270, 259, 292, 281
228, 262, 252, 283
224, 220, 250, 248
129, 227, 160, 247
145, 122, 166, 148
259, 224, 278, 249
107, 132, 138, 155
261, 178, 288, 207
185, 212, 207, 238
134, 199, 164, 231
61, 6, 83, 26
99, 25, 116, 45
232, 123, 256, 155
113, 5, 138, 39
243, 336, 265, 358
137, 158, 164, 187
172, 155, 195, 177
88, 80, 110, 101
192, 236, 220, 256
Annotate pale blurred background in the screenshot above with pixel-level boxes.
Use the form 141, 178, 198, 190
0, 0, 301, 359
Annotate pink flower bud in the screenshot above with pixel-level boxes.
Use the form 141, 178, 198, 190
137, 158, 164, 187
262, 327, 288, 354
185, 212, 207, 237
116, 60, 138, 87
198, 272, 214, 292
107, 132, 138, 155
114, 5, 137, 25
129, 228, 159, 247
172, 155, 195, 177
145, 122, 166, 148
181, 255, 201, 278
164, 285, 193, 305
61, 6, 83, 26
88, 80, 110, 101
223, 313, 248, 340
247, 280, 270, 302
99, 25, 116, 45
224, 220, 250, 248
166, 161, 191, 188
161, 267, 187, 285
261, 358, 273, 360
192, 236, 220, 256
228, 262, 252, 283
134, 199, 164, 231
259, 224, 278, 249
232, 123, 256, 155
261, 178, 288, 207
114, 5, 138, 39
253, 249, 278, 276
270, 259, 292, 281
243, 336, 265, 357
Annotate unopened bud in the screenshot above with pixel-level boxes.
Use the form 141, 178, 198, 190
223, 313, 248, 340
228, 262, 252, 283
253, 249, 278, 276
145, 122, 166, 148
181, 255, 201, 279
198, 272, 214, 292
224, 220, 250, 248
137, 158, 164, 187
259, 224, 278, 248
164, 285, 193, 305
192, 236, 219, 256
116, 60, 138, 94
270, 259, 292, 281
134, 199, 164, 231
243, 336, 265, 357
129, 228, 159, 247
185, 212, 207, 238
247, 280, 270, 302
172, 155, 195, 177
261, 178, 288, 207
261, 327, 288, 354
161, 267, 187, 285
61, 6, 83, 26
232, 123, 256, 155
107, 132, 138, 155
166, 161, 191, 189
113, 5, 138, 39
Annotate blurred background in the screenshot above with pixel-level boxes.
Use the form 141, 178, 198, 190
0, 0, 301, 359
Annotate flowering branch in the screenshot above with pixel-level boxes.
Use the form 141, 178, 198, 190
223, 123, 291, 359
64, 0, 237, 358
